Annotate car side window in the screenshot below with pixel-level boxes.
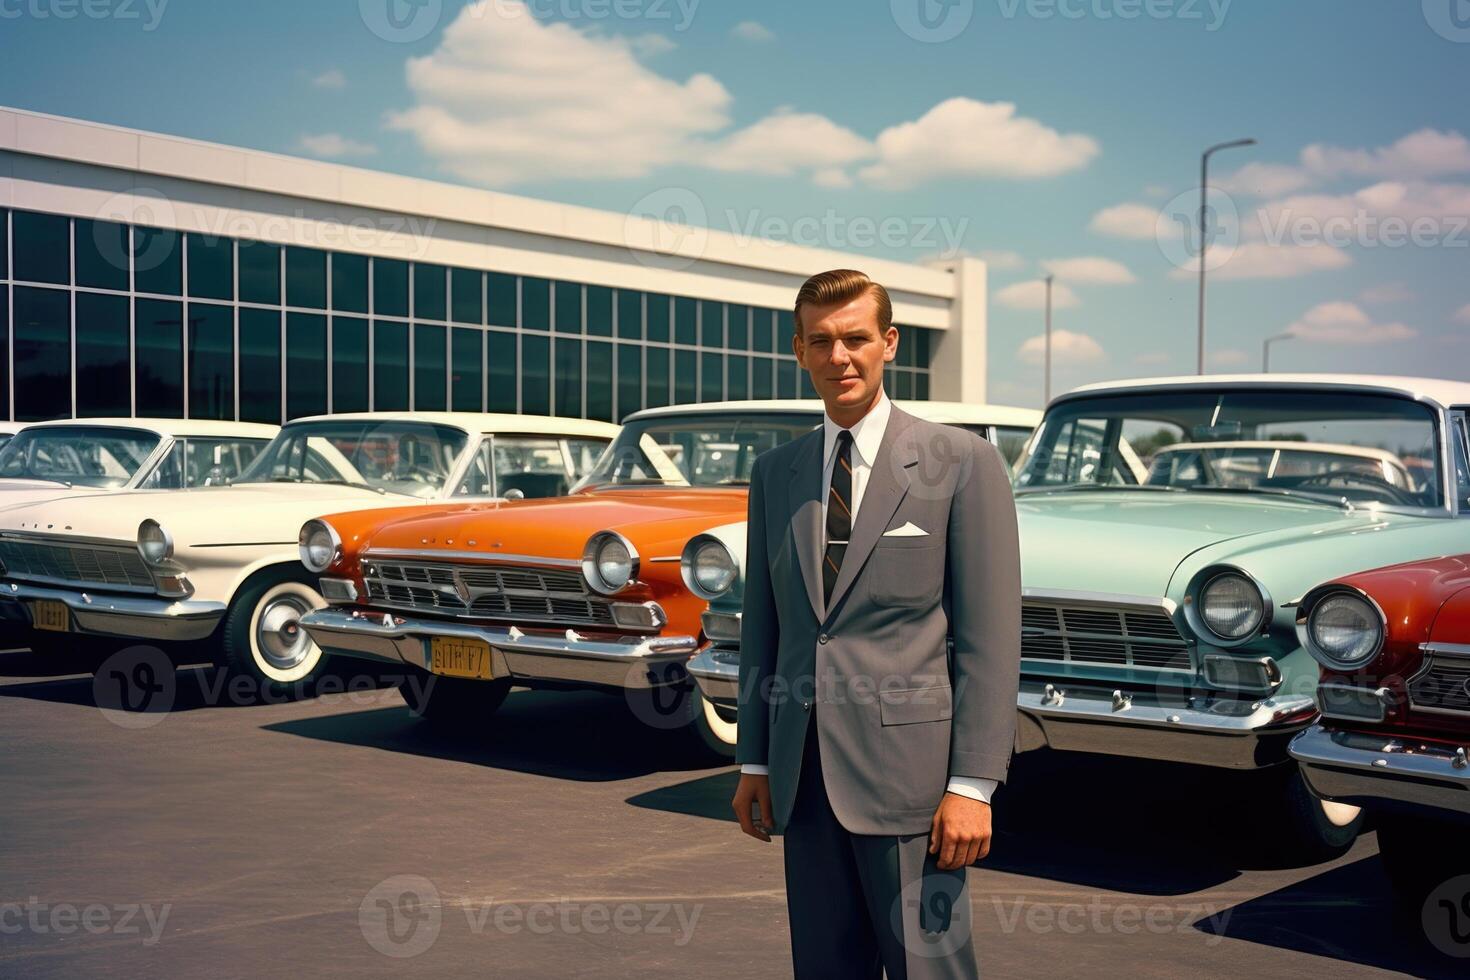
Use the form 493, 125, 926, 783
1451, 411, 1470, 513
566, 438, 610, 480
495, 436, 572, 499
454, 440, 495, 498
139, 442, 186, 490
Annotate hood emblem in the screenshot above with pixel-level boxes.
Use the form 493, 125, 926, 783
454, 574, 473, 604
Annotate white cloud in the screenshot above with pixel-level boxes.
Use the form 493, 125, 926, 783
1216, 129, 1470, 200
731, 20, 774, 42
312, 68, 346, 90
1018, 329, 1105, 366
1089, 203, 1158, 240
1284, 301, 1416, 345
297, 133, 376, 158
629, 33, 676, 57
996, 280, 1080, 311
1208, 348, 1250, 367
1452, 303, 1470, 325
706, 110, 873, 176
1214, 162, 1312, 198
1246, 180, 1470, 242
1358, 282, 1413, 304
1040, 256, 1135, 285
857, 98, 1099, 189
812, 168, 853, 189
1169, 241, 1352, 281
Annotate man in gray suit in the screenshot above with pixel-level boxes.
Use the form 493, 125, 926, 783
731, 269, 1021, 979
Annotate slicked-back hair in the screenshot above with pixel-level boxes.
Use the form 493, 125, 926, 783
793, 269, 893, 338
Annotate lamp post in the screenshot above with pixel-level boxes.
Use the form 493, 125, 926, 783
1197, 138, 1257, 375
1262, 332, 1294, 372
1043, 274, 1054, 405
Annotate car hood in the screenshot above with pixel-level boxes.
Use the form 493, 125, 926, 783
362, 487, 750, 560
1016, 490, 1447, 601
0, 483, 419, 546
0, 482, 109, 507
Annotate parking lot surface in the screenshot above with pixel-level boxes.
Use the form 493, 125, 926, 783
0, 647, 1462, 979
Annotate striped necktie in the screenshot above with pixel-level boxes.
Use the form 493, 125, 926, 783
824, 430, 854, 606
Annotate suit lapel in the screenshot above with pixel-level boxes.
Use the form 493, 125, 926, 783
787, 430, 826, 622
825, 407, 917, 616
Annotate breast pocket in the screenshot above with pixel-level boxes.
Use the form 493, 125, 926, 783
868, 538, 943, 606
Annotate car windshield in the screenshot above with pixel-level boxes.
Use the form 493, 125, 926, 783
0, 426, 162, 488
573, 411, 820, 489
1014, 389, 1444, 510
235, 420, 470, 498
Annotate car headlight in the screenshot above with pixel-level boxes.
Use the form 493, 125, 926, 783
681, 535, 737, 600
1199, 572, 1265, 640
1302, 590, 1384, 670
582, 530, 638, 595
298, 519, 342, 574
137, 519, 173, 565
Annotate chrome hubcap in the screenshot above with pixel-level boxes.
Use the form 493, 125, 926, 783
257, 596, 313, 670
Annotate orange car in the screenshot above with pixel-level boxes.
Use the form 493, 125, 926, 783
296, 399, 1038, 752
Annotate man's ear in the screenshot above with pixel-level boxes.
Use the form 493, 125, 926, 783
884, 325, 900, 362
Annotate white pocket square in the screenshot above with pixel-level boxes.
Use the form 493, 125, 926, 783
883, 521, 928, 537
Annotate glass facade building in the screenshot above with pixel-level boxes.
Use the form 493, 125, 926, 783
1, 208, 938, 424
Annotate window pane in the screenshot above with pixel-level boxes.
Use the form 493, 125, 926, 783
727, 354, 748, 400
616, 290, 642, 340
898, 325, 918, 367
646, 346, 669, 408
554, 281, 582, 334
587, 341, 612, 422
135, 297, 184, 417
188, 303, 234, 419
616, 343, 641, 420
915, 327, 931, 367
75, 218, 130, 291
778, 357, 798, 399
13, 211, 69, 285
451, 268, 482, 324
75, 292, 130, 417
373, 321, 409, 411
675, 349, 696, 404
494, 436, 573, 499
554, 338, 582, 417
646, 293, 670, 342
0, 208, 8, 279
286, 247, 327, 309
752, 357, 774, 399
414, 263, 447, 321
753, 309, 775, 353
522, 333, 550, 414
332, 316, 369, 412
700, 352, 723, 401
915, 372, 930, 401
727, 305, 749, 350
488, 272, 516, 327
701, 300, 723, 348
187, 234, 233, 300
0, 290, 8, 418
674, 296, 696, 345
587, 285, 612, 337
374, 258, 408, 317
800, 364, 818, 398
13, 287, 71, 420
238, 308, 281, 423
522, 277, 550, 331
777, 311, 795, 347
896, 369, 914, 399
134, 227, 182, 296
286, 312, 327, 419
239, 241, 281, 305
414, 323, 447, 411
452, 327, 483, 411
332, 253, 368, 313
487, 330, 516, 412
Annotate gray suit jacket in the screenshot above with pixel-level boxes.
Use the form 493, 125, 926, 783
737, 403, 1022, 836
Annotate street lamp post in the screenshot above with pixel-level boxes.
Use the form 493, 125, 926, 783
1197, 137, 1257, 375
1043, 274, 1053, 405
1262, 332, 1294, 372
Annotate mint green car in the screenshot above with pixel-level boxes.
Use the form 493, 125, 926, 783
687, 374, 1470, 861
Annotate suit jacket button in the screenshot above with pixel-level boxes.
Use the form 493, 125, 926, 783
818, 633, 830, 644
802, 701, 811, 711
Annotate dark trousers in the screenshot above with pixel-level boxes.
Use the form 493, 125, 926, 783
782, 717, 979, 980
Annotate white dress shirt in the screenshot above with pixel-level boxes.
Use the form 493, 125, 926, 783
741, 389, 996, 805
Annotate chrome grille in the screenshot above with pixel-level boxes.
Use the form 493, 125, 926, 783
0, 536, 154, 591
1408, 656, 1470, 714
361, 558, 614, 627
1022, 601, 1191, 671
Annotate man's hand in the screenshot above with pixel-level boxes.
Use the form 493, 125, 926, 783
732, 773, 774, 842
929, 792, 992, 870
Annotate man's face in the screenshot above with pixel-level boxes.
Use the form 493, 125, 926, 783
792, 292, 899, 413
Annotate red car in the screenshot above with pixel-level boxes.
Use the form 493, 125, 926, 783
1290, 554, 1470, 904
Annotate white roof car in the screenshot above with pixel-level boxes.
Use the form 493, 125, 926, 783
0, 418, 279, 508
1063, 373, 1470, 410
0, 412, 619, 691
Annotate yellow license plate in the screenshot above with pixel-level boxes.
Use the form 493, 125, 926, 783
429, 637, 494, 680
30, 600, 70, 633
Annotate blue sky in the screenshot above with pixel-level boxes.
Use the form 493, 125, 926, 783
2, 0, 1467, 407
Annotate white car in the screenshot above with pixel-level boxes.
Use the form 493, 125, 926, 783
0, 418, 277, 508
0, 412, 618, 691
0, 422, 29, 453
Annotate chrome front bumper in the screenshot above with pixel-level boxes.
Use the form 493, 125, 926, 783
1290, 725, 1470, 819
299, 607, 699, 690
687, 646, 740, 702
0, 581, 226, 643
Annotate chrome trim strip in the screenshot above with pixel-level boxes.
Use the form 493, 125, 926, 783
1291, 726, 1470, 815
688, 647, 741, 702
362, 548, 581, 569
1420, 641, 1470, 659
1021, 587, 1178, 615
